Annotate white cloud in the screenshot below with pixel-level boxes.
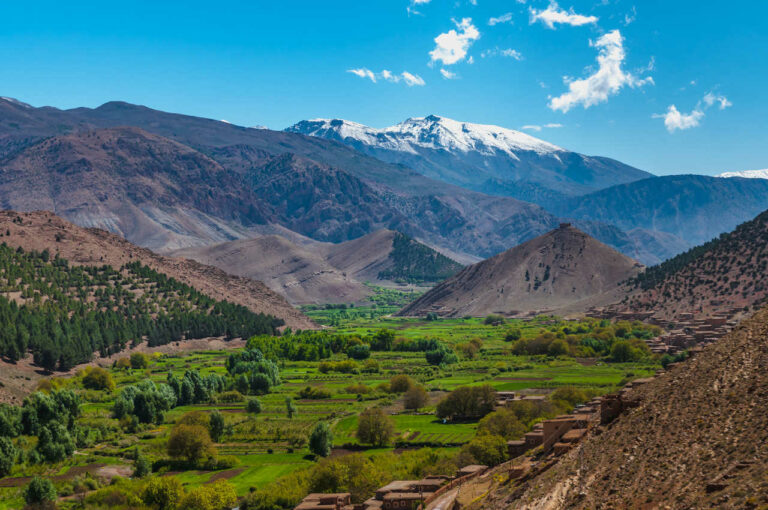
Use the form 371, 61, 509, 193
488, 13, 513, 25
623, 6, 637, 25
347, 68, 426, 86
480, 47, 523, 60
402, 71, 426, 86
530, 1, 598, 29
548, 30, 652, 113
521, 123, 564, 131
440, 68, 458, 79
429, 18, 480, 66
407, 0, 431, 15
703, 92, 732, 110
653, 92, 731, 132
653, 105, 703, 132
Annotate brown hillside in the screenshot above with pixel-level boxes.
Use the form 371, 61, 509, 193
0, 210, 314, 329
613, 209, 768, 321
480, 304, 768, 509
399, 224, 641, 317
172, 235, 372, 305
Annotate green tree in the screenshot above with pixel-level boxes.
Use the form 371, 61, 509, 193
81, 366, 115, 391
0, 437, 18, 477
403, 385, 428, 410
460, 434, 507, 466
388, 374, 415, 393
246, 397, 262, 414
356, 408, 395, 447
24, 477, 57, 506
285, 397, 297, 419
209, 410, 225, 443
309, 422, 334, 458
179, 480, 238, 510
134, 450, 151, 478
167, 424, 214, 465
477, 409, 527, 440
547, 339, 569, 357
130, 352, 150, 370
142, 476, 184, 510
436, 385, 496, 421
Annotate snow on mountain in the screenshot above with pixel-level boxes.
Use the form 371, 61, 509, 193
717, 169, 768, 180
289, 115, 564, 157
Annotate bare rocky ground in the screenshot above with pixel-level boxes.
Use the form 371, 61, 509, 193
472, 304, 768, 509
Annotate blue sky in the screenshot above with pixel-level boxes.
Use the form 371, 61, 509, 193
1, 0, 766, 175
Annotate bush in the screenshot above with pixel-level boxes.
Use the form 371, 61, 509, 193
547, 339, 570, 357
142, 477, 184, 510
484, 314, 506, 325
610, 340, 649, 362
130, 353, 150, 370
179, 480, 238, 510
25, 477, 57, 505
215, 390, 245, 403
549, 386, 591, 408
345, 383, 371, 395
356, 408, 395, 446
134, 451, 151, 478
425, 344, 458, 366
460, 434, 507, 466
504, 328, 522, 342
309, 422, 334, 458
298, 386, 332, 399
167, 424, 214, 465
403, 385, 428, 410
389, 374, 415, 394
477, 409, 526, 440
436, 385, 496, 421
246, 397, 262, 414
347, 344, 371, 360
81, 366, 115, 391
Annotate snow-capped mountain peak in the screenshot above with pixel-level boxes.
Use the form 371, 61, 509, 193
287, 115, 564, 156
717, 169, 768, 180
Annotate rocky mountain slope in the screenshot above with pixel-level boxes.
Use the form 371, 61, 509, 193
480, 304, 768, 509
287, 116, 651, 197
0, 210, 314, 329
172, 229, 463, 304
615, 208, 768, 320
553, 174, 768, 247
399, 224, 642, 317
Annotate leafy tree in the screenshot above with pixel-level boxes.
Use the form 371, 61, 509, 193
484, 314, 506, 325
347, 344, 370, 360
403, 385, 428, 410
0, 436, 18, 477
285, 397, 297, 419
547, 339, 570, 357
209, 410, 225, 443
356, 408, 394, 446
460, 434, 507, 466
246, 397, 262, 414
610, 340, 647, 362
142, 476, 184, 510
309, 422, 333, 457
36, 422, 76, 462
81, 366, 115, 391
388, 374, 415, 394
167, 424, 214, 465
436, 385, 496, 421
134, 450, 151, 478
477, 409, 527, 440
425, 343, 458, 366
24, 477, 57, 506
179, 480, 238, 510
130, 352, 150, 370
369, 329, 395, 351
504, 328, 522, 341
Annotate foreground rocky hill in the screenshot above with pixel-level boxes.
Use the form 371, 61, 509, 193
478, 303, 768, 509
614, 208, 768, 321
172, 229, 463, 304
399, 224, 641, 317
0, 210, 314, 329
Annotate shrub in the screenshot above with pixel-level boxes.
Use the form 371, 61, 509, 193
286, 397, 297, 419
425, 344, 458, 366
403, 385, 428, 410
179, 480, 237, 510
347, 344, 371, 360
114, 357, 131, 370
547, 339, 570, 357
436, 385, 496, 421
549, 386, 591, 408
25, 477, 57, 505
309, 422, 333, 458
298, 386, 332, 400
246, 397, 262, 414
345, 383, 371, 395
484, 314, 506, 325
167, 424, 214, 465
130, 353, 150, 370
142, 477, 184, 510
134, 451, 151, 478
504, 328, 522, 342
215, 390, 245, 403
460, 434, 507, 466
81, 366, 115, 391
356, 408, 395, 446
389, 374, 415, 394
477, 409, 526, 440
610, 340, 648, 362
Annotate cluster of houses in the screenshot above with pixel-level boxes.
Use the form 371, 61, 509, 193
292, 465, 488, 510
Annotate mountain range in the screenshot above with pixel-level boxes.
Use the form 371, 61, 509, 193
2, 96, 768, 282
